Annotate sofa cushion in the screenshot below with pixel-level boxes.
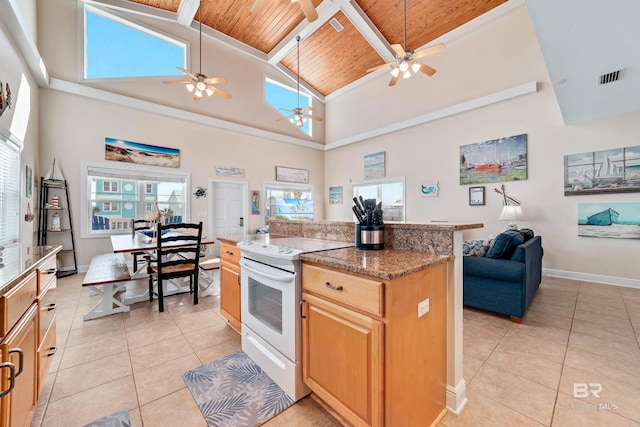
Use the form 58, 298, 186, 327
486, 230, 524, 259
519, 228, 534, 242
463, 239, 489, 257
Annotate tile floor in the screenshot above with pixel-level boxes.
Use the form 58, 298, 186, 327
30, 275, 640, 427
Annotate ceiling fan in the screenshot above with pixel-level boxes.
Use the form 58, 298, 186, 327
277, 36, 323, 127
251, 0, 318, 23
163, 0, 231, 100
366, 0, 445, 86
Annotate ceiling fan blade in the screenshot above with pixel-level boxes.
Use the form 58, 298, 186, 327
306, 114, 323, 122
204, 77, 227, 84
416, 62, 437, 77
177, 66, 197, 80
391, 44, 406, 58
250, 0, 268, 14
279, 108, 294, 113
163, 80, 192, 85
276, 116, 289, 122
413, 43, 446, 59
389, 74, 400, 87
299, 106, 312, 113
210, 86, 232, 100
366, 62, 393, 73
298, 0, 318, 22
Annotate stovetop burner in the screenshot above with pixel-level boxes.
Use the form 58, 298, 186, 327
237, 235, 354, 261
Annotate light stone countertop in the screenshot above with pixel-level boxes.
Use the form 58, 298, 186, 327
301, 247, 453, 281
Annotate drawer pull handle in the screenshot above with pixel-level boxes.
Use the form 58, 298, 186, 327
47, 303, 57, 311
0, 362, 16, 397
46, 268, 57, 274
325, 282, 343, 291
300, 300, 306, 319
8, 348, 24, 377
225, 251, 234, 255
47, 346, 58, 357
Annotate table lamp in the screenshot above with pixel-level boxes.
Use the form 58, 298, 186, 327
498, 205, 525, 230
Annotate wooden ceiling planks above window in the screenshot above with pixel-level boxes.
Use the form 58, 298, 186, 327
122, 0, 508, 95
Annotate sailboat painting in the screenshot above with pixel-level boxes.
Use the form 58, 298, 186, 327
578, 202, 640, 239
459, 134, 527, 185
564, 145, 640, 195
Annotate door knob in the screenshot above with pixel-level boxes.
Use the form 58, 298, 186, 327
239, 217, 244, 227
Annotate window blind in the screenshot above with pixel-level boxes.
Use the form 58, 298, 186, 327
0, 131, 22, 246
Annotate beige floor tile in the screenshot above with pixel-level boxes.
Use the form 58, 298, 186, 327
462, 354, 484, 383
263, 395, 336, 426
125, 319, 182, 349
530, 291, 577, 312
506, 321, 570, 345
463, 331, 501, 361
41, 375, 138, 427
139, 388, 207, 427
129, 333, 195, 372
183, 321, 240, 352
122, 303, 173, 331
552, 392, 639, 427
194, 336, 242, 364
441, 394, 545, 427
526, 296, 576, 318
523, 307, 574, 330
129, 408, 143, 427
576, 297, 627, 318
572, 308, 631, 330
58, 333, 128, 370
571, 318, 638, 346
65, 317, 126, 347
568, 331, 640, 365
468, 364, 556, 425
171, 307, 226, 334
50, 351, 132, 402
495, 329, 567, 364
134, 353, 202, 406
564, 347, 640, 388
486, 345, 563, 389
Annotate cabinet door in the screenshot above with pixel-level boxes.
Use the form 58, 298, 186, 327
1, 304, 38, 427
220, 263, 241, 331
302, 293, 383, 427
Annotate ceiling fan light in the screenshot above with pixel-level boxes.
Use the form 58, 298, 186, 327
390, 68, 400, 78
186, 83, 195, 92
205, 88, 214, 96
194, 89, 203, 98
411, 62, 421, 73
402, 70, 412, 79
196, 82, 206, 91
399, 61, 410, 73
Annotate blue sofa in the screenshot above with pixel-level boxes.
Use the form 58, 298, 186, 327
463, 235, 543, 323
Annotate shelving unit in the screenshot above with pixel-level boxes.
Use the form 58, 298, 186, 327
37, 178, 78, 277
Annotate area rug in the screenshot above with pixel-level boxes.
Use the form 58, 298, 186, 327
183, 351, 294, 426
82, 409, 131, 427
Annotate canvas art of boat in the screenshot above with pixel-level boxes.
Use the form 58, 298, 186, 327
587, 208, 620, 225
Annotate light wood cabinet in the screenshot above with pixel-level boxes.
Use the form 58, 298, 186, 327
219, 242, 241, 331
37, 258, 58, 396
302, 262, 448, 427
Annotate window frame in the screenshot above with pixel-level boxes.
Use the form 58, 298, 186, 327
81, 161, 190, 238
0, 128, 23, 247
82, 4, 189, 82
352, 176, 406, 223
263, 180, 314, 222
264, 77, 313, 137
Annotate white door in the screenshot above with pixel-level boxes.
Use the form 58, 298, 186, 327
210, 180, 247, 256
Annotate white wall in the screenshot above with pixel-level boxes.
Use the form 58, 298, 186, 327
324, 5, 640, 283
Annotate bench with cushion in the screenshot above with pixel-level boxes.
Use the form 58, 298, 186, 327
463, 229, 543, 323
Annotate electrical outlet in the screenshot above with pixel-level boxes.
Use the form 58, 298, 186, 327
418, 298, 430, 318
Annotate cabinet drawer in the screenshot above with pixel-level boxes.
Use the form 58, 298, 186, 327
0, 272, 38, 338
302, 264, 383, 317
37, 256, 58, 295
39, 284, 57, 343
38, 320, 57, 396
220, 242, 240, 266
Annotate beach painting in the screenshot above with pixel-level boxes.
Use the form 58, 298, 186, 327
578, 202, 640, 239
105, 138, 180, 168
564, 145, 640, 195
364, 151, 385, 179
460, 134, 527, 185
329, 186, 343, 204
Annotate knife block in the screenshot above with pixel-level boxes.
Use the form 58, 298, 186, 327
356, 224, 384, 250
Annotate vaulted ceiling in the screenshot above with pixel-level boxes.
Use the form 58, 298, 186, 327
91, 0, 507, 99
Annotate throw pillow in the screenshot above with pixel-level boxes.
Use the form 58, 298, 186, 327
463, 239, 489, 257
485, 230, 524, 259
519, 228, 534, 242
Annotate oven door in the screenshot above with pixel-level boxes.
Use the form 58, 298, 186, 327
240, 257, 297, 362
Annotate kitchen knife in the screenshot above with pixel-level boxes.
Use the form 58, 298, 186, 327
352, 206, 365, 224
352, 197, 366, 217
359, 195, 366, 212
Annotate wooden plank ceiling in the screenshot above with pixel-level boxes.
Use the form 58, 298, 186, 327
125, 0, 507, 97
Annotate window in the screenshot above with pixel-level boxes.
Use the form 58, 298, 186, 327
145, 183, 153, 194
264, 181, 313, 221
265, 77, 313, 136
82, 162, 189, 237
352, 177, 405, 223
0, 131, 22, 246
84, 5, 186, 79
103, 181, 118, 192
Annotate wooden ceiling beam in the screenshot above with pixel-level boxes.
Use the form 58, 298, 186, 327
82, 0, 177, 22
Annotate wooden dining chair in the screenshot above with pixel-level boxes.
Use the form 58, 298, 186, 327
147, 221, 203, 312
131, 219, 151, 272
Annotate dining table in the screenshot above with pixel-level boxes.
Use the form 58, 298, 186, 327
109, 232, 218, 305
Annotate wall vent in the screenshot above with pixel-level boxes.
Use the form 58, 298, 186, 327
330, 18, 344, 32
599, 69, 623, 85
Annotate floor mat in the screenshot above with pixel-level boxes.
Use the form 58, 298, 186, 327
183, 351, 294, 426
82, 409, 131, 427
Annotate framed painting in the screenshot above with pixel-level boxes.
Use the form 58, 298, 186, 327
364, 151, 385, 179
469, 186, 485, 205
460, 133, 527, 185
276, 166, 309, 183
25, 165, 33, 198
329, 186, 343, 204
578, 202, 640, 238
564, 145, 640, 195
105, 137, 180, 168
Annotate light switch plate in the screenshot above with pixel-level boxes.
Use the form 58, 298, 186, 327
418, 298, 430, 318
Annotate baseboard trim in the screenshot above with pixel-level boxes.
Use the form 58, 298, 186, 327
543, 268, 640, 289
446, 380, 468, 415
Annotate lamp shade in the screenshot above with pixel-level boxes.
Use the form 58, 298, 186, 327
498, 205, 525, 221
